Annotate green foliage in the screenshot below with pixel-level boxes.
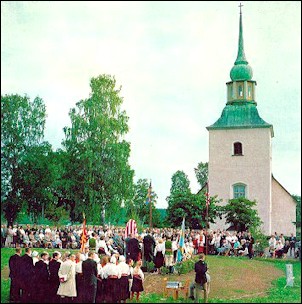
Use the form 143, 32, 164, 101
174, 257, 198, 275
1, 278, 10, 304
89, 237, 96, 249
166, 171, 193, 228
250, 227, 268, 255
166, 170, 222, 228
170, 171, 191, 195
62, 74, 134, 223
292, 195, 301, 239
146, 260, 155, 272
160, 266, 170, 275
1, 94, 47, 225
223, 198, 262, 232
18, 142, 54, 221
194, 161, 208, 188
125, 179, 159, 226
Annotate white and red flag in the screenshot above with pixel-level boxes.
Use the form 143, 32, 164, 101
125, 219, 138, 238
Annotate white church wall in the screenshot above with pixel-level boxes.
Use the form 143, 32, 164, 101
208, 127, 273, 235
271, 177, 296, 236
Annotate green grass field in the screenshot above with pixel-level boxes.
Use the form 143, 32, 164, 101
1, 248, 301, 303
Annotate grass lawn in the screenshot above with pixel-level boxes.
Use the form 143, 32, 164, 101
137, 256, 301, 303
1, 248, 301, 303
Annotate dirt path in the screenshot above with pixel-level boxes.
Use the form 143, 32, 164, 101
143, 259, 283, 300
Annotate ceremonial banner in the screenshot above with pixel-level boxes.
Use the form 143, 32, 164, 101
80, 213, 88, 252
176, 217, 185, 262
125, 219, 138, 238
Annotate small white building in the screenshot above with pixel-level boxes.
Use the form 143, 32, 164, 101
206, 8, 296, 236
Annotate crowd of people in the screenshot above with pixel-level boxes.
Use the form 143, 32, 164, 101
2, 223, 299, 259
268, 232, 297, 259
4, 223, 299, 303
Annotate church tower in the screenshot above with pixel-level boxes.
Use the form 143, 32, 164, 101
206, 6, 274, 235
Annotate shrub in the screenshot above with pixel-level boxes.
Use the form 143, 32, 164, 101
146, 261, 155, 272
160, 266, 170, 275
89, 238, 96, 249
174, 257, 198, 275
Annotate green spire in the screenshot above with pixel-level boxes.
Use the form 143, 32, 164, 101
230, 4, 253, 81
235, 4, 247, 64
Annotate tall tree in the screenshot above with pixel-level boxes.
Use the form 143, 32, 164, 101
18, 142, 54, 222
62, 74, 134, 223
223, 198, 262, 232
194, 161, 208, 188
1, 94, 46, 225
166, 171, 193, 227
170, 170, 191, 195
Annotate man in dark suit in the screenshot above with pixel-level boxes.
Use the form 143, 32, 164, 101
20, 247, 35, 303
9, 247, 22, 303
143, 232, 156, 263
127, 236, 141, 262
82, 251, 98, 303
48, 251, 61, 303
33, 251, 50, 303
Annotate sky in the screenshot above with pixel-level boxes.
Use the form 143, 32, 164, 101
1, 1, 301, 209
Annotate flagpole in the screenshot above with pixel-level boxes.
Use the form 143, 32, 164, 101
149, 180, 152, 229
206, 182, 209, 255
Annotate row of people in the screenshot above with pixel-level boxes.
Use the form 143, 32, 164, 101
9, 247, 145, 303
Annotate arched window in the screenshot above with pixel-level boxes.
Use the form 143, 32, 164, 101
234, 142, 243, 155
233, 184, 246, 198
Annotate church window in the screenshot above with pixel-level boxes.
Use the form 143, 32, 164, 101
233, 142, 243, 155
233, 184, 246, 198
238, 84, 243, 97
248, 84, 252, 98
228, 85, 233, 99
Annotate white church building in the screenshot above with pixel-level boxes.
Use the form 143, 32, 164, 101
206, 8, 296, 236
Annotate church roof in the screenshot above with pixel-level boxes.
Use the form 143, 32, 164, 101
272, 175, 296, 201
206, 103, 273, 133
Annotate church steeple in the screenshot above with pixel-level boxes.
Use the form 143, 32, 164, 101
230, 4, 253, 82
207, 4, 273, 134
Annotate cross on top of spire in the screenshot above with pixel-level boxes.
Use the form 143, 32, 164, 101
239, 3, 243, 14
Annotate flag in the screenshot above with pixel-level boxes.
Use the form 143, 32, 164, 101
80, 212, 88, 252
177, 217, 185, 262
125, 219, 137, 238
145, 181, 152, 204
205, 182, 210, 207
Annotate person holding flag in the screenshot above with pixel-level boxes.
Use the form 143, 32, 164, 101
80, 213, 88, 253
176, 217, 185, 262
